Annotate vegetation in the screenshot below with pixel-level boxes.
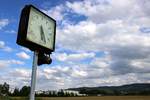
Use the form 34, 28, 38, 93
7, 96, 150, 100
68, 83, 150, 96
35, 89, 78, 97
0, 82, 10, 96
0, 82, 150, 98
0, 82, 78, 97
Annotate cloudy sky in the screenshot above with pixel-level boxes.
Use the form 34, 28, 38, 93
0, 0, 150, 90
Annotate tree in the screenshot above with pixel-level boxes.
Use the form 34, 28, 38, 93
13, 88, 20, 96
52, 91, 57, 97
1, 82, 9, 96
57, 89, 64, 97
0, 84, 2, 96
19, 86, 30, 96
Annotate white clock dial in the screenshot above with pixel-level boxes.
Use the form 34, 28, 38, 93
27, 7, 55, 50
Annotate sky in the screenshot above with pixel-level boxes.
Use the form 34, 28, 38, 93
0, 0, 150, 91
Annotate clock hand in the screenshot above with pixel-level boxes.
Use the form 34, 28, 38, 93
40, 25, 46, 44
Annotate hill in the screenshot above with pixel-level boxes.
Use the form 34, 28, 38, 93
67, 83, 150, 96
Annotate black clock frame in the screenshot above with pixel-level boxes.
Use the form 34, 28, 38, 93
17, 5, 56, 54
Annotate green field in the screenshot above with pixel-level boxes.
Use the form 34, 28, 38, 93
3, 96, 150, 100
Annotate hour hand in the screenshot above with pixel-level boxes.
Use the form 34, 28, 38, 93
40, 25, 46, 43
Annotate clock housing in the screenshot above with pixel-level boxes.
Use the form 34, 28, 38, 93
17, 5, 56, 54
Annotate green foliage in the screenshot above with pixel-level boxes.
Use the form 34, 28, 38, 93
57, 89, 64, 97
0, 82, 9, 96
70, 83, 150, 96
19, 86, 30, 96
12, 88, 20, 96
1, 82, 150, 97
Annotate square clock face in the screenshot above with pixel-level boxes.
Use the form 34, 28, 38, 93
17, 5, 56, 54
27, 7, 55, 50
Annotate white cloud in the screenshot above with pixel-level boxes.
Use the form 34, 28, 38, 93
10, 68, 31, 78
5, 30, 16, 34
42, 5, 66, 21
3, 46, 13, 52
9, 60, 25, 65
90, 57, 110, 68
21, 47, 31, 52
0, 59, 24, 68
16, 51, 30, 60
0, 19, 9, 29
0, 41, 5, 48
53, 52, 95, 62
57, 19, 148, 52
66, 0, 143, 23
0, 40, 13, 52
6, 68, 31, 89
71, 70, 87, 78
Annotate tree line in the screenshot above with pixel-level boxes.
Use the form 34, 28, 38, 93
70, 83, 150, 96
1, 82, 150, 97
0, 82, 78, 97
0, 82, 30, 97
35, 89, 78, 97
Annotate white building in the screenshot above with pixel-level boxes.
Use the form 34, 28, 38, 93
63, 90, 87, 96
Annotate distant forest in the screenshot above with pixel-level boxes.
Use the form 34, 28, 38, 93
68, 83, 150, 96
0, 82, 150, 97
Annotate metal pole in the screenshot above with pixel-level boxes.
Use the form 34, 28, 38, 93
29, 51, 38, 100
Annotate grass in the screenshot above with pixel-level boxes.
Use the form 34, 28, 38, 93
1, 96, 150, 100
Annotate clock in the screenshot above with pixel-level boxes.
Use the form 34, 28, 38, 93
17, 5, 56, 54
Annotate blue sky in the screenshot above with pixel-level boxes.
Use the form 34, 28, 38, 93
0, 0, 150, 90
